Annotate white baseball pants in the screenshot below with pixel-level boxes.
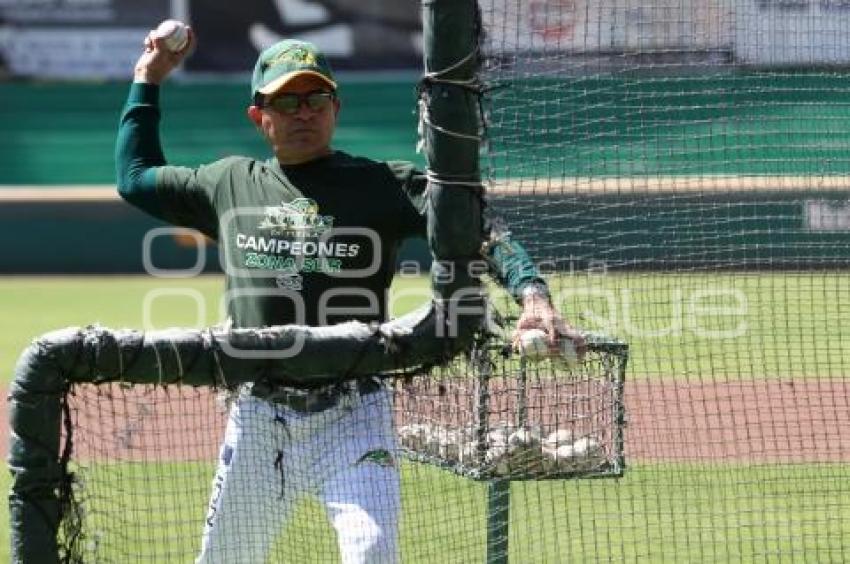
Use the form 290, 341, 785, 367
197, 384, 400, 564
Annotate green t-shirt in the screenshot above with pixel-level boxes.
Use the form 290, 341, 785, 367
156, 152, 426, 328
115, 83, 546, 332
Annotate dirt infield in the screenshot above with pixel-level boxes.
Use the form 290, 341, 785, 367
2, 378, 848, 464
625, 379, 850, 462
397, 377, 850, 464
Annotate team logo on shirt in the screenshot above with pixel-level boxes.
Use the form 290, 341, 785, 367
236, 198, 353, 276
258, 198, 334, 237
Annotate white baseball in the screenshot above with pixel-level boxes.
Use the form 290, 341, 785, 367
437, 429, 460, 461
484, 443, 508, 465
154, 19, 189, 52
458, 440, 478, 464
486, 425, 511, 447
545, 429, 575, 447
398, 424, 429, 451
508, 427, 541, 448
517, 328, 550, 360
554, 443, 579, 460
571, 437, 601, 457
508, 429, 530, 447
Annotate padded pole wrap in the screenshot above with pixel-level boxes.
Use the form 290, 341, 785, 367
421, 0, 484, 318
7, 312, 467, 388
8, 336, 66, 564
421, 0, 481, 183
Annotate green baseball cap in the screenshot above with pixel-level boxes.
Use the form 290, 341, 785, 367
251, 39, 337, 98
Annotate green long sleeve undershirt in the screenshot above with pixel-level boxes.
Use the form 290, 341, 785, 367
115, 83, 165, 219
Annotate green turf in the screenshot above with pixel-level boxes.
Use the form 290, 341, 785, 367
4, 461, 848, 562
498, 272, 850, 379
542, 272, 850, 379
2, 273, 849, 562
0, 275, 223, 384
0, 274, 431, 384
1, 272, 848, 384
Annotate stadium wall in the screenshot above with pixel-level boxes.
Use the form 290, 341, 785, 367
1, 188, 848, 274
0, 195, 431, 274
1, 78, 849, 273
490, 187, 850, 271
3, 75, 849, 184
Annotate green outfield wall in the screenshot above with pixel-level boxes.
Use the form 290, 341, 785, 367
485, 73, 850, 178
0, 197, 430, 274
1, 75, 849, 272
3, 73, 850, 184
0, 189, 847, 273
489, 189, 850, 271
0, 198, 217, 273
0, 79, 423, 185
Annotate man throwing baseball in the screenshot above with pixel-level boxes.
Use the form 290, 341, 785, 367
118, 24, 585, 564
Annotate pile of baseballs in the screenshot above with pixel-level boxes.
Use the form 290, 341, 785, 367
516, 328, 579, 369
397, 422, 605, 477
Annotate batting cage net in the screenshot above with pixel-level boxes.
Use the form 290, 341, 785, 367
55, 333, 625, 562
476, 0, 850, 562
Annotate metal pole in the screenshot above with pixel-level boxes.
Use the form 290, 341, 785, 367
485, 353, 529, 563
485, 479, 511, 564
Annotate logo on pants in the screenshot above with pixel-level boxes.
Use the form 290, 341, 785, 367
356, 448, 396, 469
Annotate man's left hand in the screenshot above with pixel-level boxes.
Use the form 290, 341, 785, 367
512, 293, 587, 361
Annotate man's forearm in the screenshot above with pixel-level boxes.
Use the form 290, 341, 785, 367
115, 82, 165, 216
483, 230, 549, 304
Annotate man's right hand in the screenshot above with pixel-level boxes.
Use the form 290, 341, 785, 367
133, 27, 195, 84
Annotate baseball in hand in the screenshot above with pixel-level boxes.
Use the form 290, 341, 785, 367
154, 19, 189, 52
517, 328, 580, 367
517, 328, 550, 360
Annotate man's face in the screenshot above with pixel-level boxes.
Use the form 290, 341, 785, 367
249, 74, 340, 165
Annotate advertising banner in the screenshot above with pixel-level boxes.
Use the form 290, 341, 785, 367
0, 0, 424, 78
736, 0, 850, 65
183, 0, 420, 73
4, 1, 848, 78
0, 0, 170, 78
478, 0, 732, 53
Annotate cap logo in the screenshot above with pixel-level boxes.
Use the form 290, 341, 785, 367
267, 46, 319, 71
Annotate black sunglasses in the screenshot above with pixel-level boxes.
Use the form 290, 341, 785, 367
258, 90, 336, 115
